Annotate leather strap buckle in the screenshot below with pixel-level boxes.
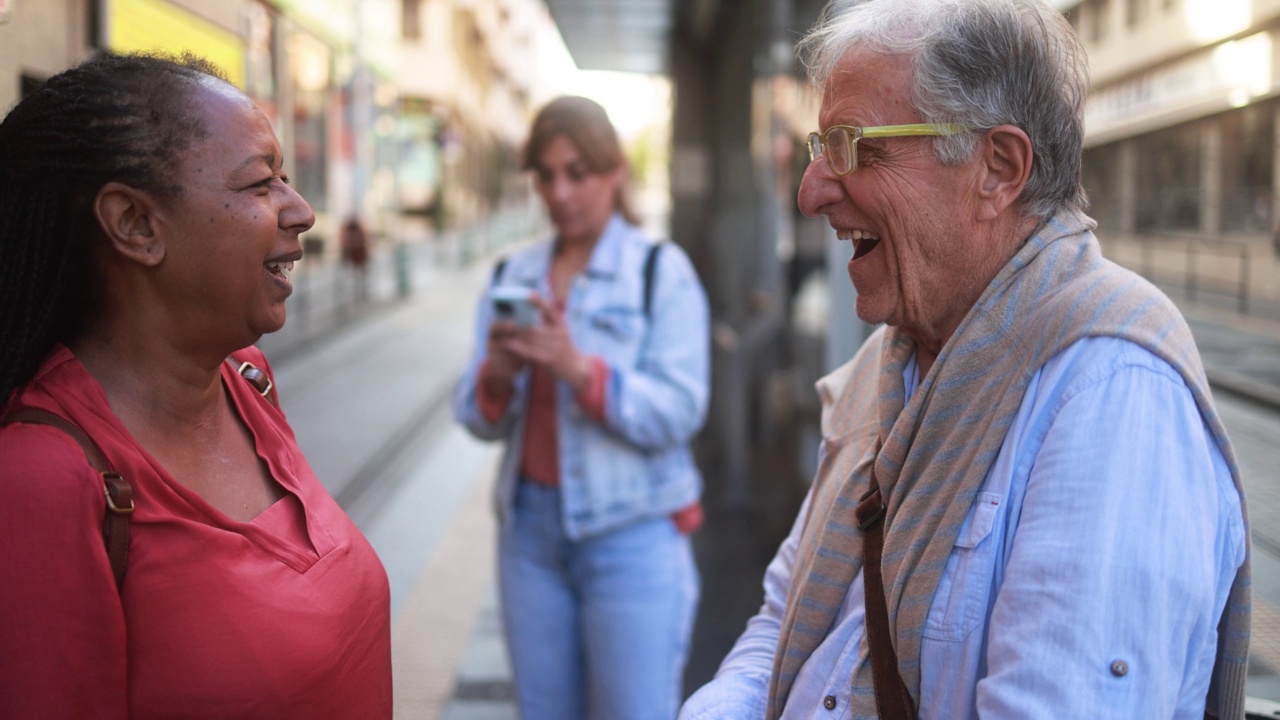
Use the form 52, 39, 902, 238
856, 485, 886, 531
103, 472, 135, 515
237, 361, 273, 398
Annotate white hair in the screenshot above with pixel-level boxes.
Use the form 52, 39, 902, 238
798, 0, 1090, 219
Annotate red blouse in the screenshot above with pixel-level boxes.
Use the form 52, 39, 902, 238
0, 346, 392, 719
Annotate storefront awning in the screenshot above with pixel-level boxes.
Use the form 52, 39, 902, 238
542, 0, 674, 74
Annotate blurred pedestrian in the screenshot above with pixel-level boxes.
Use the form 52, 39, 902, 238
681, 1, 1248, 718
0, 53, 392, 718
341, 214, 371, 302
454, 96, 711, 720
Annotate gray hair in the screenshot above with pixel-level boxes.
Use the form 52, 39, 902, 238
797, 0, 1089, 219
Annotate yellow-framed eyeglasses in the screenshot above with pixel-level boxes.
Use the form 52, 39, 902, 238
806, 123, 970, 176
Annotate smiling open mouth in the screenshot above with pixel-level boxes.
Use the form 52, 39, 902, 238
265, 260, 295, 277
838, 229, 881, 260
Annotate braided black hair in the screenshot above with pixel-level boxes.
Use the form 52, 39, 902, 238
0, 51, 227, 405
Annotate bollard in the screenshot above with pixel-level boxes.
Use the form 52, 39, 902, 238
395, 243, 411, 298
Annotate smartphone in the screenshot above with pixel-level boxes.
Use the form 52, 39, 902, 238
490, 285, 539, 327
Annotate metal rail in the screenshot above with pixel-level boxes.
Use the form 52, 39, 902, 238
1136, 232, 1251, 314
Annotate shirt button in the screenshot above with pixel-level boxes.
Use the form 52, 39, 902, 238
823, 695, 837, 710
1110, 659, 1129, 677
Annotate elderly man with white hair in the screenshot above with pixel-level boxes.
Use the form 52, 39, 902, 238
680, 0, 1250, 718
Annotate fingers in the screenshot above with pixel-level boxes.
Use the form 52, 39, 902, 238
488, 318, 520, 341
501, 335, 544, 362
528, 293, 561, 326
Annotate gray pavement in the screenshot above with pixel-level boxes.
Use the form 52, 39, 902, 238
263, 241, 1280, 718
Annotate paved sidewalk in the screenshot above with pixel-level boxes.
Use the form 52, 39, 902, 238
1178, 300, 1280, 410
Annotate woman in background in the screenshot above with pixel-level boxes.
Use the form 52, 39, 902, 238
454, 96, 711, 720
0, 53, 391, 719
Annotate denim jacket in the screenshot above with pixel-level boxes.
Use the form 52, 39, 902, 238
453, 214, 711, 539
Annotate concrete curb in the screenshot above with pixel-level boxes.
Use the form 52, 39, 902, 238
1208, 368, 1280, 413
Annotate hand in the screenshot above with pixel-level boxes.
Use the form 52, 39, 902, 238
482, 319, 527, 396
500, 294, 593, 392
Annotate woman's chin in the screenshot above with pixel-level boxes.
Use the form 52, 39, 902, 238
250, 310, 288, 339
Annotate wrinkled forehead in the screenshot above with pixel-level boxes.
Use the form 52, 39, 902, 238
819, 48, 918, 124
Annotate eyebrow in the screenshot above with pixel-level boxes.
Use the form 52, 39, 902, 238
233, 153, 279, 175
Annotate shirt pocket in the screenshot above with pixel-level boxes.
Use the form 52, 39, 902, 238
583, 306, 646, 365
922, 492, 1003, 642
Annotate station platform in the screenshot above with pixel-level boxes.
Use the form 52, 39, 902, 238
263, 237, 1280, 719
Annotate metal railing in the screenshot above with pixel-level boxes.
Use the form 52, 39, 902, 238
1135, 232, 1252, 314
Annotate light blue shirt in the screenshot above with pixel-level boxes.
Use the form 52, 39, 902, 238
681, 336, 1246, 719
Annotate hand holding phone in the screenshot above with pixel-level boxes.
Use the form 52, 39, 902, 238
490, 285, 540, 328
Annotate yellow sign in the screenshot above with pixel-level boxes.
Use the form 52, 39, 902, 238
109, 0, 246, 88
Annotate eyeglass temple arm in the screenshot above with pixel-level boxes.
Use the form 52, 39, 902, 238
859, 123, 969, 138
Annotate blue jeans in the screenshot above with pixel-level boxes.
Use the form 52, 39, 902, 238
499, 481, 700, 720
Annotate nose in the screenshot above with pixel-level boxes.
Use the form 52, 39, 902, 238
546, 174, 572, 204
796, 157, 843, 219
281, 183, 316, 234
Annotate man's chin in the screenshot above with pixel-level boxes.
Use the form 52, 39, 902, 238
853, 296, 890, 327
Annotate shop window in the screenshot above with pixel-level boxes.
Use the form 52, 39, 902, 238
1064, 6, 1081, 35
87, 0, 103, 48
1220, 105, 1274, 234
289, 29, 331, 212
403, 0, 421, 40
20, 73, 45, 99
1125, 0, 1147, 28
1134, 123, 1201, 232
244, 2, 277, 123
1083, 144, 1121, 231
1089, 0, 1112, 43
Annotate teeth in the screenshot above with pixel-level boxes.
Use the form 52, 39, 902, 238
836, 229, 880, 242
265, 261, 295, 275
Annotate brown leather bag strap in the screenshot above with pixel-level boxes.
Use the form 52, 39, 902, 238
856, 477, 917, 719
228, 356, 278, 408
0, 408, 133, 590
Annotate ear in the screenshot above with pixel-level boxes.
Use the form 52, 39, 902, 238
93, 182, 167, 267
607, 162, 628, 189
974, 125, 1033, 222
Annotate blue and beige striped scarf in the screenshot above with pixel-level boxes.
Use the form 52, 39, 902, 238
767, 210, 1250, 719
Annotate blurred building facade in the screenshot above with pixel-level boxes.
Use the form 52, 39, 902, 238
1066, 0, 1280, 237
1, 0, 578, 260
0, 0, 403, 259
396, 0, 568, 241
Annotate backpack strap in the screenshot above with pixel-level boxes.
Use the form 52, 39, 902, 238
642, 242, 663, 318
491, 257, 509, 286
0, 408, 133, 591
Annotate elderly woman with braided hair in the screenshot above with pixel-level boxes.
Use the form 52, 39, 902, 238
0, 53, 391, 718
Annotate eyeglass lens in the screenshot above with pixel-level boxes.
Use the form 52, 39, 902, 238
808, 128, 854, 175
825, 127, 853, 174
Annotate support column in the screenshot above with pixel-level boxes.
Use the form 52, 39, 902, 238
1118, 139, 1137, 234
1201, 118, 1223, 235
1270, 104, 1280, 234
275, 18, 296, 186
